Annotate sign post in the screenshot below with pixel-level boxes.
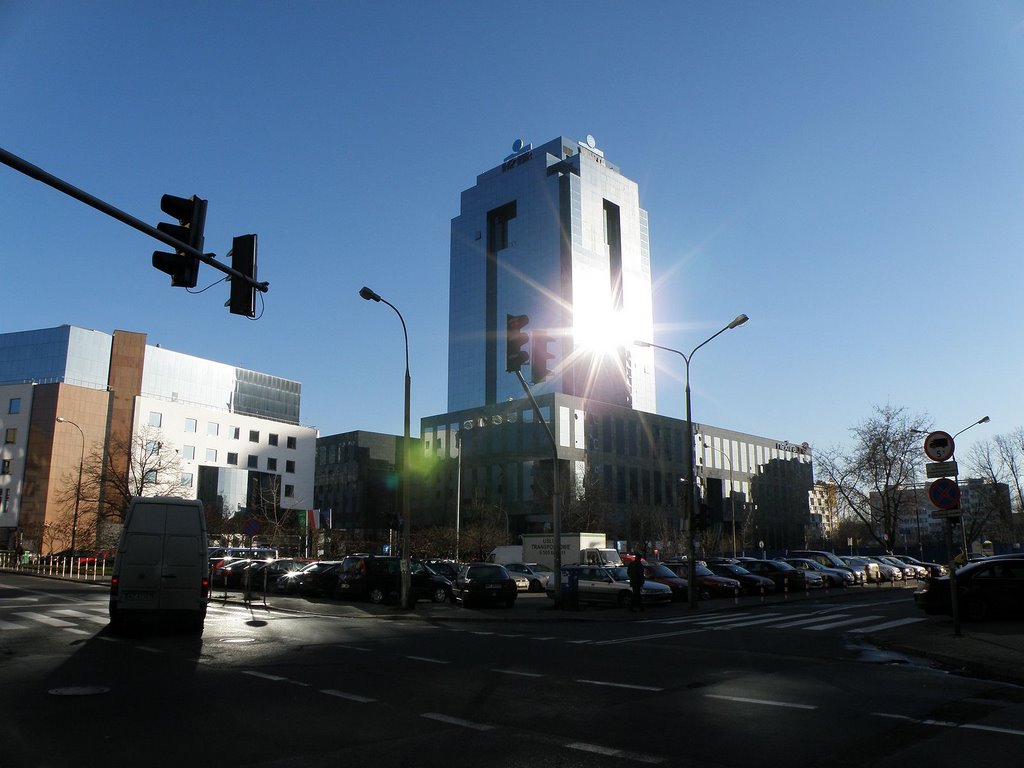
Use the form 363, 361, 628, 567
925, 431, 962, 635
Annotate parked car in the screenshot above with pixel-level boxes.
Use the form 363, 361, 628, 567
422, 560, 461, 582
914, 556, 1024, 620
642, 562, 689, 601
781, 557, 855, 588
212, 558, 257, 589
246, 558, 310, 592
334, 555, 452, 604
741, 559, 824, 590
453, 563, 518, 608
552, 564, 673, 607
890, 554, 947, 578
841, 556, 882, 583
862, 556, 904, 581
788, 549, 865, 584
876, 554, 923, 580
706, 562, 776, 596
275, 560, 343, 596
661, 561, 742, 599
502, 562, 554, 592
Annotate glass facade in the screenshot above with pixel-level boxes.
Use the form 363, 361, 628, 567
448, 136, 656, 413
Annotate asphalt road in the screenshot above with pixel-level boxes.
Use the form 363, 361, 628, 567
2, 574, 1023, 767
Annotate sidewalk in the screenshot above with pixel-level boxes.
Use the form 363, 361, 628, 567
6, 567, 1022, 687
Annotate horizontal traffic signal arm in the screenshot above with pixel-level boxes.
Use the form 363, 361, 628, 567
0, 146, 269, 295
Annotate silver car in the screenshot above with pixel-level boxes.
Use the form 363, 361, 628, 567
554, 565, 673, 607
503, 562, 554, 592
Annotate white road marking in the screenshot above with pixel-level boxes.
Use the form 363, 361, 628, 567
706, 694, 816, 710
405, 655, 449, 664
13, 611, 75, 627
805, 615, 883, 631
322, 689, 376, 703
577, 679, 663, 692
566, 742, 665, 764
492, 669, 544, 678
421, 713, 494, 731
848, 617, 928, 633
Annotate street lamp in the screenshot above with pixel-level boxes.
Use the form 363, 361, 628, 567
953, 415, 990, 440
56, 417, 84, 557
636, 313, 748, 609
359, 285, 413, 609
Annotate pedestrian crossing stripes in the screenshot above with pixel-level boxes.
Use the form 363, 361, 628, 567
0, 600, 246, 633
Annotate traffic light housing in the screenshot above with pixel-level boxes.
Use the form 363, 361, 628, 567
506, 314, 530, 372
693, 503, 710, 531
531, 330, 555, 384
228, 234, 258, 317
152, 194, 207, 288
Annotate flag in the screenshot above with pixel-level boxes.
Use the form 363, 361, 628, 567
306, 509, 319, 529
320, 508, 332, 530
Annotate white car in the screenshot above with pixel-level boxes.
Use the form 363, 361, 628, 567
550, 565, 673, 607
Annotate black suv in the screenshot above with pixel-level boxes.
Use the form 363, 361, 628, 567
335, 555, 452, 604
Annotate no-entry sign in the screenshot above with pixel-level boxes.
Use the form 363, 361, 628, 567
924, 431, 955, 462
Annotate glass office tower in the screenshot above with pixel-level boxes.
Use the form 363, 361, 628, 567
448, 135, 656, 413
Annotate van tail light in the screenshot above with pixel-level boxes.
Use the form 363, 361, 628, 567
201, 575, 210, 598
110, 575, 119, 595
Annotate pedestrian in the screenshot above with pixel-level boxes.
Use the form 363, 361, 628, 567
627, 553, 645, 612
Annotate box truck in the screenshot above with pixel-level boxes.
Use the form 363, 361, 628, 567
520, 532, 621, 570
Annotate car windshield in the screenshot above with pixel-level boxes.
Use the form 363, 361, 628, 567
694, 564, 714, 576
467, 565, 506, 579
721, 564, 750, 575
608, 566, 630, 581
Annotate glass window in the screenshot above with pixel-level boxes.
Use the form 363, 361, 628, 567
269, 433, 279, 446
286, 460, 295, 474
181, 472, 193, 488
5, 428, 16, 444
247, 455, 258, 469
287, 436, 297, 449
284, 484, 294, 498
1, 459, 10, 475
231, 426, 240, 439
207, 422, 219, 436
185, 418, 197, 433
182, 445, 195, 461
249, 430, 260, 443
267, 457, 278, 471
206, 448, 217, 462
8, 398, 20, 415
149, 412, 162, 427
145, 440, 160, 455
227, 452, 238, 466
143, 469, 158, 483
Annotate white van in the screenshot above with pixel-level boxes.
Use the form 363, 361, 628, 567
109, 497, 209, 633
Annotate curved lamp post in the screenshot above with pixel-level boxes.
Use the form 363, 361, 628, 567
637, 313, 748, 608
56, 417, 84, 556
359, 286, 413, 609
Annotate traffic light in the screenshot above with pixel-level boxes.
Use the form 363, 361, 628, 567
693, 503, 710, 531
531, 330, 555, 384
228, 234, 258, 317
506, 314, 530, 372
152, 194, 207, 288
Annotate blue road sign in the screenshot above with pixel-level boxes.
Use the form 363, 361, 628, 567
928, 477, 961, 510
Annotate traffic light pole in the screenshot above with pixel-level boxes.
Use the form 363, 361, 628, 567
513, 370, 562, 608
0, 146, 268, 294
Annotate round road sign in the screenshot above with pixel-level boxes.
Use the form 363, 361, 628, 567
928, 477, 961, 510
924, 431, 955, 462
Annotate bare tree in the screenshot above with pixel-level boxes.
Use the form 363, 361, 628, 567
79, 425, 189, 525
815, 405, 929, 551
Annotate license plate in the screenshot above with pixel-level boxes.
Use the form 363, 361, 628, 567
122, 591, 152, 601
486, 584, 502, 590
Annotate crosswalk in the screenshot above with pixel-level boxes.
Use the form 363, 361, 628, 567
0, 596, 925, 638
637, 606, 927, 636
0, 597, 243, 634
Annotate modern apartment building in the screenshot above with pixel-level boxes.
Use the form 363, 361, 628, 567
0, 325, 316, 552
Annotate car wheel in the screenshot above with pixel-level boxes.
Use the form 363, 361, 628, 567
528, 579, 543, 593
369, 587, 386, 605
617, 591, 631, 608
431, 586, 448, 603
505, 596, 517, 608
966, 597, 989, 621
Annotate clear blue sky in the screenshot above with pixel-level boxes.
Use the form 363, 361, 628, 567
2, 1, 1022, 459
